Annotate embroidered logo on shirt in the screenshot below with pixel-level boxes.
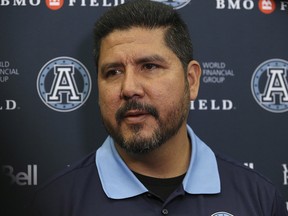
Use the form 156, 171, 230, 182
211, 212, 234, 216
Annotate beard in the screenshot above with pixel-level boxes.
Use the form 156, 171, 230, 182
100, 82, 190, 155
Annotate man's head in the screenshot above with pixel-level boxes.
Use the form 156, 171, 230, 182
95, 0, 201, 155
93, 0, 193, 70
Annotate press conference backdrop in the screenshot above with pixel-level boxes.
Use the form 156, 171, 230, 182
0, 0, 287, 215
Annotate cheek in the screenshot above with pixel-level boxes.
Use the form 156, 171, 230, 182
98, 86, 120, 119
149, 78, 186, 113
149, 78, 185, 101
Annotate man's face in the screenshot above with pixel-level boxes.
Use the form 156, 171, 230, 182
97, 27, 200, 154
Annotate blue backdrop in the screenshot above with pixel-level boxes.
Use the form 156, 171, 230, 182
1, 0, 287, 215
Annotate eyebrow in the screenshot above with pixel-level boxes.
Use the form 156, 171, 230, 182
99, 54, 168, 75
134, 54, 168, 65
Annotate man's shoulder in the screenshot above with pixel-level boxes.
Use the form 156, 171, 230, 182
37, 151, 98, 193
214, 152, 288, 214
215, 152, 276, 191
28, 151, 106, 215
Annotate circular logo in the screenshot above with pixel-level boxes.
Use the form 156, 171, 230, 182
251, 59, 288, 113
45, 0, 64, 10
152, 0, 191, 9
37, 57, 92, 112
258, 0, 276, 14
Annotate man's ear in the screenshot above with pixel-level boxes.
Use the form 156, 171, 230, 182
186, 60, 202, 100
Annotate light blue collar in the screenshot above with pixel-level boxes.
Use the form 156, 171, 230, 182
96, 125, 220, 199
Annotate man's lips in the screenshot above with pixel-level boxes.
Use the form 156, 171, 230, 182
124, 110, 149, 117
123, 110, 150, 123
115, 101, 159, 125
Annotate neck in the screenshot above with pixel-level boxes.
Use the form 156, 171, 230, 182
115, 124, 191, 179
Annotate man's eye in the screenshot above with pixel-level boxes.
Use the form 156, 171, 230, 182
143, 63, 158, 70
105, 69, 122, 78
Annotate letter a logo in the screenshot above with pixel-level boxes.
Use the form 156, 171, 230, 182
251, 59, 288, 113
37, 57, 91, 112
262, 68, 288, 103
46, 65, 82, 103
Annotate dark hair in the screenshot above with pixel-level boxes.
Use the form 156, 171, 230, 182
93, 0, 193, 70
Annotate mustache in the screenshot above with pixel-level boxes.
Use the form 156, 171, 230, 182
116, 100, 159, 124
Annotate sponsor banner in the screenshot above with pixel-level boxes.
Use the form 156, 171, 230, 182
0, 0, 126, 9
1, 163, 286, 187
1, 0, 288, 12
2, 0, 287, 12
0, 0, 193, 10
216, 0, 288, 14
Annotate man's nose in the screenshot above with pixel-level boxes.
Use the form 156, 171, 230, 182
120, 69, 144, 100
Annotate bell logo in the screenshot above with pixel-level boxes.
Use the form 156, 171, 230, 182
2, 165, 37, 186
46, 0, 64, 10
258, 0, 276, 14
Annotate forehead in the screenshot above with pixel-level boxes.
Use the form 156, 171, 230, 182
103, 27, 166, 44
98, 27, 173, 61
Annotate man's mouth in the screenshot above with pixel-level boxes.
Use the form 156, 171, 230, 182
116, 100, 159, 125
123, 110, 150, 123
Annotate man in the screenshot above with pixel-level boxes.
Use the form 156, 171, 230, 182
29, 0, 287, 215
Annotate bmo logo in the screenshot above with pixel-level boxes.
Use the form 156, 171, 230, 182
45, 0, 64, 10
2, 165, 38, 186
258, 0, 276, 14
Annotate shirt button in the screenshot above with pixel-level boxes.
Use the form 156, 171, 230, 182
162, 209, 169, 215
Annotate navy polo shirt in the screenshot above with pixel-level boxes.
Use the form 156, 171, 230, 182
29, 126, 288, 216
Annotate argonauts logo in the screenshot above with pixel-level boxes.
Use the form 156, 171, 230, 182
251, 59, 288, 113
37, 57, 91, 112
152, 0, 191, 9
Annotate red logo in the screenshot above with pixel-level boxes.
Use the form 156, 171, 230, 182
258, 0, 276, 14
46, 0, 64, 10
